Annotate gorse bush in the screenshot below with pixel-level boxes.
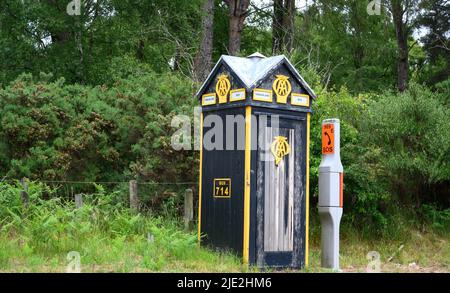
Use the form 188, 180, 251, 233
0, 71, 197, 212
311, 84, 449, 234
0, 71, 196, 185
311, 87, 391, 231
364, 84, 449, 208
0, 70, 448, 232
421, 204, 450, 234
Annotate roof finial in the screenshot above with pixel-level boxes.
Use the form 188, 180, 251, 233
247, 52, 266, 59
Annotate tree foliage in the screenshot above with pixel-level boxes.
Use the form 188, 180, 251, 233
0, 0, 448, 227
0, 0, 204, 85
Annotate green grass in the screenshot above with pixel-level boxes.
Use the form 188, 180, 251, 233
0, 235, 245, 272
0, 181, 249, 272
0, 209, 249, 273
303, 210, 450, 273
1, 221, 447, 273
0, 181, 448, 273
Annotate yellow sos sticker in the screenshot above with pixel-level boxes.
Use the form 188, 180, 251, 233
213, 178, 231, 198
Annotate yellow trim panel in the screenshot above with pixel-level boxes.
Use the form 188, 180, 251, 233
252, 88, 273, 102
202, 93, 216, 106
197, 113, 204, 244
291, 93, 310, 107
305, 112, 310, 266
230, 88, 246, 102
243, 106, 252, 264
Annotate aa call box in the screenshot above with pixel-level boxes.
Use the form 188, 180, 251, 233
196, 53, 316, 268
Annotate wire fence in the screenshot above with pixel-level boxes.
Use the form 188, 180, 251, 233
0, 177, 196, 185
0, 177, 199, 219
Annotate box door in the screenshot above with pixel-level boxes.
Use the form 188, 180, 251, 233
255, 114, 306, 268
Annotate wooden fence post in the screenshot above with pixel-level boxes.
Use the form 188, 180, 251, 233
184, 188, 193, 231
75, 194, 83, 209
20, 177, 29, 209
129, 180, 139, 212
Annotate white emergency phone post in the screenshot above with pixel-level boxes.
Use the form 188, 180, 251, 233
318, 118, 343, 270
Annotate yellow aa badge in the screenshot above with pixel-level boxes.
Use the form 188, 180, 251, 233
216, 74, 231, 104
273, 75, 292, 104
271, 136, 291, 166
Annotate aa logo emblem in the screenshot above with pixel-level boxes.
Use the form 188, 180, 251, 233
216, 74, 231, 103
271, 136, 291, 166
273, 75, 292, 103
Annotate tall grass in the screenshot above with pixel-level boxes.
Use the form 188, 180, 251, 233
0, 181, 245, 272
0, 181, 447, 272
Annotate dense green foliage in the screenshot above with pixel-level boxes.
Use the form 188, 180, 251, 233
0, 71, 448, 231
364, 84, 449, 206
311, 85, 449, 233
416, 0, 450, 86
0, 0, 448, 232
0, 181, 244, 271
1, 1, 447, 91
0, 0, 204, 85
1, 181, 446, 272
0, 70, 196, 185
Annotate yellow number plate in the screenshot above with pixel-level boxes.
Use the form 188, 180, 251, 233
213, 178, 231, 198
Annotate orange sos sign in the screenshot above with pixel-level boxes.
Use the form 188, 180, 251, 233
322, 124, 335, 154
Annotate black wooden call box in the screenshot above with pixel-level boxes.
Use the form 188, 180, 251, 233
196, 53, 316, 268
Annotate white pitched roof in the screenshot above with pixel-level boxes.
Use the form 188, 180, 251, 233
196, 53, 316, 99
222, 54, 285, 88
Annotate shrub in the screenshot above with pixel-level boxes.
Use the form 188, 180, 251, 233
311, 87, 391, 230
0, 71, 196, 211
421, 204, 450, 234
0, 181, 241, 272
363, 83, 450, 208
0, 72, 195, 183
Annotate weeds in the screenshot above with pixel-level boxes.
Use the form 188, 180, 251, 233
0, 181, 243, 272
0, 181, 447, 272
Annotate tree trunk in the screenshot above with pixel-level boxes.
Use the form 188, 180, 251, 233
349, 1, 364, 69
282, 0, 295, 53
75, 28, 84, 83
272, 0, 295, 54
136, 40, 145, 61
47, 0, 71, 44
173, 46, 181, 71
193, 0, 215, 82
272, 0, 283, 54
227, 0, 250, 56
51, 31, 71, 43
391, 0, 409, 92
